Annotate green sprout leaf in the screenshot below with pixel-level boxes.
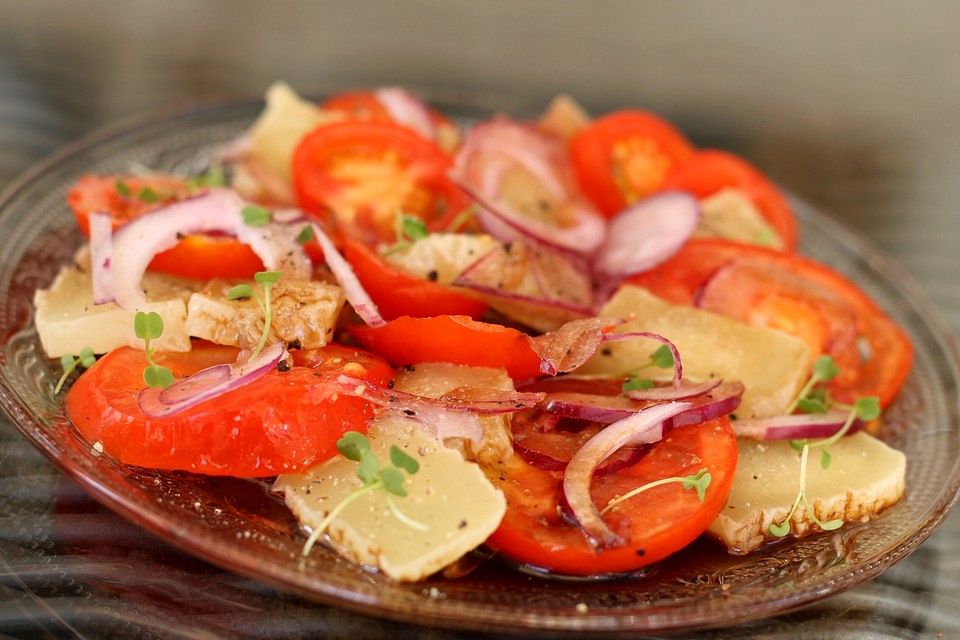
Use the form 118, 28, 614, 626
254, 270, 283, 285
380, 467, 408, 496
601, 467, 712, 515
242, 205, 272, 227
390, 445, 420, 474
812, 355, 840, 383
227, 284, 254, 301
621, 377, 654, 393
143, 364, 174, 389
818, 518, 844, 531
138, 186, 159, 203
820, 449, 832, 470
59, 354, 75, 371
79, 347, 96, 368
54, 347, 97, 394
115, 180, 132, 197
356, 449, 380, 484
768, 521, 792, 537
401, 215, 429, 241
680, 468, 712, 501
854, 396, 881, 422
186, 163, 226, 190
295, 225, 314, 244
134, 311, 164, 341
336, 431, 371, 462
650, 344, 674, 369
797, 397, 828, 414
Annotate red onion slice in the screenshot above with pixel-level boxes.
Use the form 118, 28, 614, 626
592, 191, 700, 281
308, 223, 385, 327
374, 87, 436, 140
625, 378, 722, 401
562, 401, 692, 548
138, 342, 287, 418
89, 211, 114, 305
731, 411, 862, 441
108, 189, 310, 310
602, 331, 683, 388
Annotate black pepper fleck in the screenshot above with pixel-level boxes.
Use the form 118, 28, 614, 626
277, 359, 291, 372
287, 339, 302, 350
426, 269, 439, 282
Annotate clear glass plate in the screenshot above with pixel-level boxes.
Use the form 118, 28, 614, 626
0, 96, 958, 635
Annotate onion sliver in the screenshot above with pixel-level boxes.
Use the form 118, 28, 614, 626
89, 212, 114, 305
374, 87, 436, 140
602, 331, 683, 388
731, 411, 862, 441
562, 401, 692, 548
138, 342, 287, 418
308, 223, 385, 327
592, 191, 699, 281
625, 378, 722, 401
109, 189, 310, 310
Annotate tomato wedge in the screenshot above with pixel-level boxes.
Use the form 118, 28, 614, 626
66, 342, 392, 476
348, 315, 542, 380
569, 110, 695, 217
658, 149, 798, 250
629, 239, 912, 406
67, 175, 265, 279
292, 121, 470, 243
485, 417, 737, 575
342, 236, 487, 320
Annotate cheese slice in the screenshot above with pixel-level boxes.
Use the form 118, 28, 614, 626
695, 187, 785, 249
579, 286, 810, 418
383, 233, 499, 286
275, 415, 506, 582
34, 262, 196, 356
709, 432, 906, 553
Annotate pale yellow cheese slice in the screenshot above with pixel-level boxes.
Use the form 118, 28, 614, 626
694, 187, 785, 249
709, 432, 906, 553
383, 233, 499, 285
579, 286, 810, 418
275, 415, 506, 582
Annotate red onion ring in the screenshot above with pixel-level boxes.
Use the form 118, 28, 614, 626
89, 211, 114, 305
731, 411, 862, 441
625, 378, 722, 401
592, 191, 699, 281
562, 401, 693, 548
138, 342, 287, 417
107, 189, 310, 310
374, 87, 436, 140
308, 223, 385, 327
602, 331, 683, 388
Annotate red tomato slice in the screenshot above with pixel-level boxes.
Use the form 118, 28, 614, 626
348, 315, 542, 380
341, 236, 487, 320
629, 239, 912, 406
65, 342, 392, 476
658, 149, 798, 250
485, 417, 737, 575
67, 175, 265, 279
322, 90, 456, 135
292, 121, 470, 243
569, 110, 695, 217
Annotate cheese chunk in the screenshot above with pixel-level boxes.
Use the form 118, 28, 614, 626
185, 279, 344, 349
709, 433, 906, 553
34, 263, 195, 356
579, 286, 810, 418
275, 416, 506, 582
383, 233, 499, 285
695, 187, 785, 249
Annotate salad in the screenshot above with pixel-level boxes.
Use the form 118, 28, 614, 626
34, 82, 913, 582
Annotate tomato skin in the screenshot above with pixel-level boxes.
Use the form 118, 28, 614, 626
486, 418, 737, 575
321, 91, 456, 136
569, 110, 695, 217
629, 239, 912, 406
348, 315, 542, 380
67, 175, 265, 279
342, 236, 487, 320
65, 343, 392, 477
658, 149, 798, 250
292, 121, 469, 243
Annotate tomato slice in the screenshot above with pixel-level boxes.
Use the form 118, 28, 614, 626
569, 110, 695, 217
629, 239, 912, 406
348, 315, 542, 380
322, 90, 456, 135
342, 236, 487, 320
65, 342, 392, 476
67, 175, 265, 279
292, 121, 470, 243
658, 150, 798, 250
485, 417, 737, 575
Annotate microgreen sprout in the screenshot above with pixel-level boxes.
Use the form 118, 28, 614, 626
185, 163, 226, 190
134, 311, 174, 389
241, 205, 272, 227
54, 347, 96, 394
601, 468, 711, 516
767, 443, 844, 537
301, 432, 424, 559
137, 186, 159, 203
382, 210, 429, 255
620, 345, 675, 393
227, 271, 282, 360
445, 205, 477, 232
786, 354, 840, 414
295, 225, 314, 244
115, 179, 132, 198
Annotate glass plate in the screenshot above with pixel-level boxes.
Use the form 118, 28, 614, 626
0, 96, 958, 636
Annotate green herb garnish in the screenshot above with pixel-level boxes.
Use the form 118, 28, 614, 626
621, 377, 654, 393
295, 225, 315, 244
301, 432, 424, 559
134, 311, 174, 388
185, 163, 226, 190
54, 347, 96, 394
767, 443, 843, 537
601, 468, 711, 515
241, 205, 272, 227
115, 180, 132, 198
382, 210, 430, 255
138, 186, 159, 203
227, 271, 282, 360
617, 344, 674, 394
787, 355, 840, 414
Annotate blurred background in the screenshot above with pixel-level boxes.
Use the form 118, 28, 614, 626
0, 1, 958, 638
